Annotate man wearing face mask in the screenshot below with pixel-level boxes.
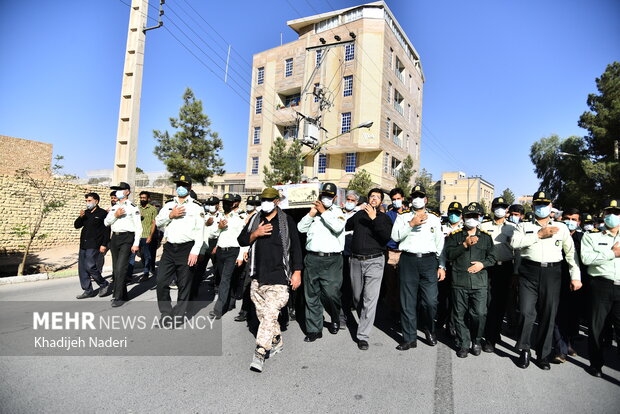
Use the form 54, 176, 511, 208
74, 193, 111, 299
104, 182, 141, 307
480, 197, 520, 353
581, 199, 620, 377
131, 191, 157, 282
209, 193, 246, 319
581, 214, 599, 233
391, 185, 446, 350
438, 201, 463, 337
234, 195, 261, 323
507, 204, 524, 225
297, 183, 346, 340
339, 190, 360, 328
511, 191, 581, 370
383, 188, 406, 317
346, 188, 393, 350
445, 202, 496, 357
238, 187, 302, 372
155, 176, 204, 326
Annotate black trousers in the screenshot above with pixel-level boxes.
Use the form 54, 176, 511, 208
452, 287, 487, 348
516, 261, 562, 360
156, 241, 195, 317
78, 248, 108, 292
484, 261, 513, 344
110, 232, 134, 301
588, 277, 620, 369
213, 247, 240, 315
399, 254, 439, 342
436, 264, 453, 329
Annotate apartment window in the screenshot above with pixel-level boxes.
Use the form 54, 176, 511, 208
283, 125, 298, 140
284, 94, 300, 107
285, 58, 293, 77
345, 152, 357, 173
341, 112, 351, 133
318, 153, 327, 174
392, 122, 402, 147
315, 16, 339, 33
383, 152, 390, 173
345, 43, 355, 61
393, 89, 404, 115
251, 157, 259, 175
255, 96, 262, 114
253, 127, 261, 144
395, 57, 405, 83
343, 75, 353, 97
386, 117, 391, 140
314, 83, 320, 102
343, 8, 362, 23
257, 67, 264, 85
316, 49, 323, 67
387, 82, 392, 103
391, 157, 401, 177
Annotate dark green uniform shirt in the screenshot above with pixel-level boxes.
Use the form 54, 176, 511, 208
445, 228, 496, 289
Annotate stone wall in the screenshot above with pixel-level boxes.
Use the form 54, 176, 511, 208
0, 174, 110, 255
0, 135, 53, 179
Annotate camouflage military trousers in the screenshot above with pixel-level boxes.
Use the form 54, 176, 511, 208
250, 279, 289, 351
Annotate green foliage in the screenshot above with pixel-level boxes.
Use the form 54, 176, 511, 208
395, 155, 416, 196
347, 169, 373, 197
136, 167, 144, 173
500, 188, 516, 204
153, 88, 225, 185
263, 137, 303, 186
414, 168, 439, 210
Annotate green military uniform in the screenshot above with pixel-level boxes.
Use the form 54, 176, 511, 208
444, 202, 496, 353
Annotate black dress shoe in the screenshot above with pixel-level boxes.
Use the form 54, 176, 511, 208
76, 291, 95, 299
396, 341, 417, 351
517, 350, 531, 369
304, 332, 323, 342
586, 365, 602, 377
98, 284, 112, 297
209, 310, 222, 320
357, 340, 369, 350
538, 358, 551, 370
234, 311, 247, 322
456, 348, 469, 358
327, 322, 339, 335
471, 344, 482, 356
482, 341, 495, 353
289, 309, 296, 321
424, 330, 437, 346
111, 300, 124, 308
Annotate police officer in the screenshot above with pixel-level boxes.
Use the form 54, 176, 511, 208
511, 191, 581, 370
210, 193, 246, 319
298, 183, 346, 341
155, 175, 204, 326
581, 199, 620, 377
582, 213, 598, 233
445, 202, 496, 357
391, 185, 446, 350
438, 201, 463, 336
234, 195, 261, 322
104, 182, 141, 307
481, 197, 520, 353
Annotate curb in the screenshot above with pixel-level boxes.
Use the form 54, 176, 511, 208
0, 266, 114, 286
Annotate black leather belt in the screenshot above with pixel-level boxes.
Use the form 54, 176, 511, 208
403, 252, 435, 258
352, 253, 383, 261
522, 259, 561, 268
218, 246, 239, 251
112, 231, 134, 236
307, 251, 341, 257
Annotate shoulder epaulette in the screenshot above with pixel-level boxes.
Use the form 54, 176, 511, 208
590, 229, 600, 233
450, 228, 463, 235
399, 209, 411, 215
482, 219, 492, 223
479, 229, 492, 236
130, 202, 136, 207
192, 199, 203, 207
429, 211, 439, 217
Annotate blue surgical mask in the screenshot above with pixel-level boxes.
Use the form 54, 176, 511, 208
345, 201, 356, 211
509, 215, 520, 224
176, 186, 189, 197
534, 204, 551, 218
563, 220, 578, 231
115, 190, 126, 200
448, 213, 461, 224
604, 214, 620, 229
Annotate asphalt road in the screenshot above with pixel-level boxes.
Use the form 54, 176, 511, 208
1, 275, 619, 413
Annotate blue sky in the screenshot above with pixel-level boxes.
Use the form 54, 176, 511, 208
1, 0, 618, 198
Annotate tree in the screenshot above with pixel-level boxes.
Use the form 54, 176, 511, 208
153, 88, 224, 185
263, 136, 303, 186
347, 169, 373, 197
415, 168, 439, 210
395, 155, 416, 196
12, 155, 74, 276
500, 188, 515, 204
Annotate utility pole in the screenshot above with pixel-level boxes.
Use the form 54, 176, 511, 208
112, 0, 163, 189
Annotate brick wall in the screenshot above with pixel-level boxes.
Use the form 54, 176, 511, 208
0, 135, 53, 179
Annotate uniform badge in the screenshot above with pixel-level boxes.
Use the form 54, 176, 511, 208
554, 240, 560, 246
135, 211, 140, 215
431, 227, 435, 233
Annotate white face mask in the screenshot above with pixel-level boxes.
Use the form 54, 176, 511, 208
321, 197, 334, 209
464, 218, 480, 229
493, 208, 506, 218
116, 190, 126, 200
86, 202, 96, 210
246, 205, 255, 212
583, 224, 594, 231
207, 205, 216, 213
392, 199, 403, 209
261, 201, 275, 213
344, 201, 356, 211
411, 197, 425, 209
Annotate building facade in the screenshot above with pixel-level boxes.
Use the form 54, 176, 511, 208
439, 171, 494, 214
244, 1, 424, 191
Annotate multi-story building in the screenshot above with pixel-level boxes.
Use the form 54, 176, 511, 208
439, 171, 494, 214
244, 1, 424, 191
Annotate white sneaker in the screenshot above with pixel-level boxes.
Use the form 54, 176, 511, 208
250, 348, 265, 372
270, 337, 283, 357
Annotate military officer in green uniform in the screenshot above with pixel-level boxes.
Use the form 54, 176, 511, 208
298, 183, 346, 341
438, 201, 463, 336
445, 202, 496, 358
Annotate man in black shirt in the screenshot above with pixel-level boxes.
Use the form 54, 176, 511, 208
238, 187, 302, 372
345, 188, 393, 350
74, 192, 111, 298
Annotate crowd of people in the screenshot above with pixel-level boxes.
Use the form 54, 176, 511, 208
73, 177, 619, 375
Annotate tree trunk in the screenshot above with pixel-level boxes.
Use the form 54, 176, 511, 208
17, 237, 35, 276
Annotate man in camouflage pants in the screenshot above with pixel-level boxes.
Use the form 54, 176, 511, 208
237, 188, 302, 372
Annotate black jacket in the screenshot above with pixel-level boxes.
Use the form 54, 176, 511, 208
74, 206, 110, 250
345, 208, 393, 255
